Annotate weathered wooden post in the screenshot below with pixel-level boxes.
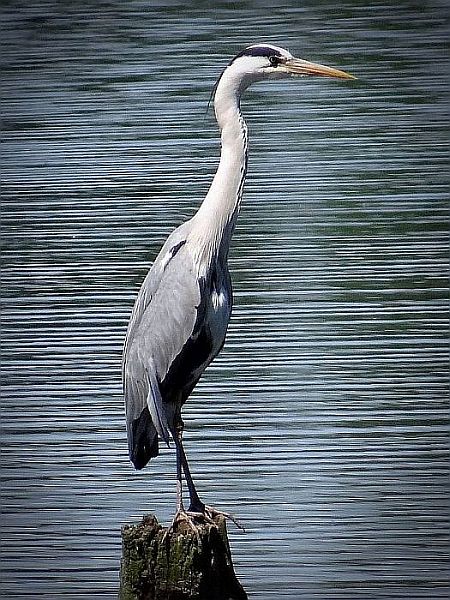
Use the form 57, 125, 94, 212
119, 513, 247, 600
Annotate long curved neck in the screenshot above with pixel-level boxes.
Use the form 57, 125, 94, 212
190, 70, 248, 265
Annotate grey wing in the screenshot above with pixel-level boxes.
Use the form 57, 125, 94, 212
123, 227, 201, 468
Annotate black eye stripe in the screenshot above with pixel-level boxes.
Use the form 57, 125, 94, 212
231, 45, 284, 63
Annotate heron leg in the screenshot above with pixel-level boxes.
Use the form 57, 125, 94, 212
174, 421, 184, 512
180, 445, 205, 513
171, 421, 243, 531
180, 438, 244, 529
172, 423, 205, 513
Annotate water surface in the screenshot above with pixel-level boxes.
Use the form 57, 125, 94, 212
1, 1, 449, 598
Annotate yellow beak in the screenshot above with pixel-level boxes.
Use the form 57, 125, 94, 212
281, 57, 356, 80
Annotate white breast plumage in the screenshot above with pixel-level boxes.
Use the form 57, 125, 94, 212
211, 287, 227, 311
208, 285, 230, 355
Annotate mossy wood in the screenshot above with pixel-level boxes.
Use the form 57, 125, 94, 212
119, 513, 247, 600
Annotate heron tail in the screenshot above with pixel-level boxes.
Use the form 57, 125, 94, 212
128, 407, 159, 470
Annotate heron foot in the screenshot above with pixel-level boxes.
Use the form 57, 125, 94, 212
163, 508, 204, 542
188, 503, 245, 531
163, 505, 244, 542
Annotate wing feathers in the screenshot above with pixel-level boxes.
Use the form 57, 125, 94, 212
146, 366, 170, 446
123, 224, 221, 470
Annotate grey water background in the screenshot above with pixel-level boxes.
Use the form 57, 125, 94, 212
1, 1, 449, 598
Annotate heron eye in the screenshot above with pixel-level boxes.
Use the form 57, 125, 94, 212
269, 55, 280, 67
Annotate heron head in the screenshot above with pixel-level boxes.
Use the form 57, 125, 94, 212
209, 44, 356, 123
224, 43, 356, 90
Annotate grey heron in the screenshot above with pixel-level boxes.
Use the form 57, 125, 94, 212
123, 43, 355, 525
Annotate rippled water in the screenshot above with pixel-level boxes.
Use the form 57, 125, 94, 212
1, 1, 449, 599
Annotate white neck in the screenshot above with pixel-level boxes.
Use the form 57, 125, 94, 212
190, 68, 248, 265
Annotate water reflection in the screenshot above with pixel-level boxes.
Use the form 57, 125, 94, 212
1, 1, 449, 598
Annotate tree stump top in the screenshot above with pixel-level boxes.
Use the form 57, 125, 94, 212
120, 513, 247, 600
